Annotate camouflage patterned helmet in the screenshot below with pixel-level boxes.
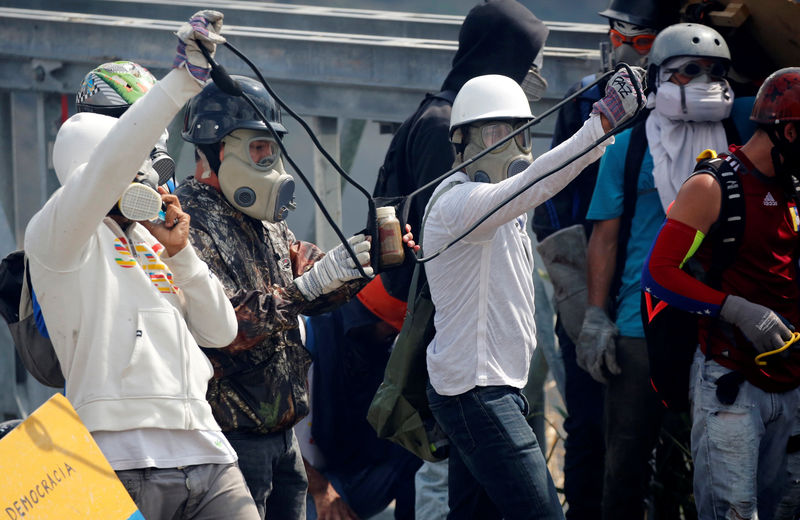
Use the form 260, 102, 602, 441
76, 61, 157, 118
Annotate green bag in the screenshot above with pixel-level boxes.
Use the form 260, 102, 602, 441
367, 263, 447, 462
367, 181, 462, 462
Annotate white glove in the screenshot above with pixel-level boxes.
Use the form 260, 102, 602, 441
720, 295, 794, 354
591, 66, 646, 129
576, 306, 621, 384
173, 10, 226, 84
294, 234, 373, 301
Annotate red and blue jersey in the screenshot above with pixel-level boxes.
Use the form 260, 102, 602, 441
643, 147, 800, 392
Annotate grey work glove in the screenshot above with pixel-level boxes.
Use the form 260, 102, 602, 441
591, 66, 647, 129
720, 295, 794, 354
294, 234, 373, 301
576, 305, 621, 384
174, 10, 226, 84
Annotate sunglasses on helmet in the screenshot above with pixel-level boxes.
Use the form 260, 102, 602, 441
664, 60, 728, 81
608, 29, 656, 54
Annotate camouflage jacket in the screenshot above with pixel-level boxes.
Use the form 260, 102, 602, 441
176, 178, 366, 434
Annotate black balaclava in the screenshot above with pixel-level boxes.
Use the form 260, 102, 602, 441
441, 0, 549, 93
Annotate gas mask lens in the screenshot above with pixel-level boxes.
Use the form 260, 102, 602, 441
479, 122, 532, 153
248, 137, 280, 170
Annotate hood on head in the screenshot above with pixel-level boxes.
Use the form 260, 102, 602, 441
53, 112, 118, 185
442, 0, 549, 92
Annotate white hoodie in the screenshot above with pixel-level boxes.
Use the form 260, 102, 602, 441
24, 68, 237, 433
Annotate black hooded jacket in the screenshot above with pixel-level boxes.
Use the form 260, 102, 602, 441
373, 0, 548, 300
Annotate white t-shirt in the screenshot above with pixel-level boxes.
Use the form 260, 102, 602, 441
94, 429, 237, 471
424, 115, 610, 396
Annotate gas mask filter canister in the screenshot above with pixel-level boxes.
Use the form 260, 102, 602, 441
218, 128, 296, 222
117, 158, 164, 221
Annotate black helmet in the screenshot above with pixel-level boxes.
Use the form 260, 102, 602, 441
182, 75, 287, 145
599, 0, 680, 30
76, 61, 157, 117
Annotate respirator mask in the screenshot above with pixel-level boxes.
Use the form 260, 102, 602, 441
608, 20, 656, 68
218, 128, 296, 222
150, 130, 175, 187
116, 158, 164, 222
454, 121, 533, 184
520, 48, 548, 103
116, 130, 175, 221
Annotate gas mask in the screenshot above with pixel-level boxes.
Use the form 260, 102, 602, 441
453, 121, 533, 184
150, 129, 175, 187
520, 48, 548, 103
218, 128, 296, 222
116, 157, 164, 222
608, 20, 656, 68
115, 130, 176, 221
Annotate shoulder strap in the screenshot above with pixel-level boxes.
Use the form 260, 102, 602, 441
692, 155, 745, 286
407, 180, 464, 303
608, 117, 648, 318
419, 180, 464, 254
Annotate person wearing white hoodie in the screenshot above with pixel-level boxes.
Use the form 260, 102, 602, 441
23, 10, 259, 520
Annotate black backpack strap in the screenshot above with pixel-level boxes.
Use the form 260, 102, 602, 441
691, 154, 745, 286
608, 116, 648, 319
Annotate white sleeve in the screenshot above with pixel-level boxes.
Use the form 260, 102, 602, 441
25, 69, 202, 271
162, 243, 238, 349
440, 115, 612, 241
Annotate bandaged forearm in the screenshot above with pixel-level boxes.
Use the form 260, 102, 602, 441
641, 218, 726, 316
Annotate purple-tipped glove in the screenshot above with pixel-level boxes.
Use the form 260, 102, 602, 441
173, 10, 226, 84
591, 66, 646, 129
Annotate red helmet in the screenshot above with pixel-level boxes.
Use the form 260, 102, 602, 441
750, 67, 800, 124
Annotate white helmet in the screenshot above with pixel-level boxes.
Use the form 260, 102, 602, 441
53, 112, 117, 185
450, 75, 535, 184
449, 74, 533, 135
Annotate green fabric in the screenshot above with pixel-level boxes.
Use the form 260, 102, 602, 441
367, 180, 463, 462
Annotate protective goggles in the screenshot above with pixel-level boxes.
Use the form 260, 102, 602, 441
608, 29, 656, 54
247, 137, 281, 170
664, 60, 728, 81
475, 121, 532, 154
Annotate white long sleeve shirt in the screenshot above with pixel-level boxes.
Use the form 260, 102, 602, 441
424, 115, 611, 396
25, 68, 237, 434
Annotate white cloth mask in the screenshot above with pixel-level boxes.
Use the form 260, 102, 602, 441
646, 80, 734, 211
652, 80, 733, 122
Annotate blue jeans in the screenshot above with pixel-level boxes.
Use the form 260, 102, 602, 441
690, 349, 800, 520
226, 429, 307, 520
415, 460, 450, 520
306, 444, 420, 520
427, 384, 564, 520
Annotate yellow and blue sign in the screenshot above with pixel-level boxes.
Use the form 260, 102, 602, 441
0, 394, 143, 520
